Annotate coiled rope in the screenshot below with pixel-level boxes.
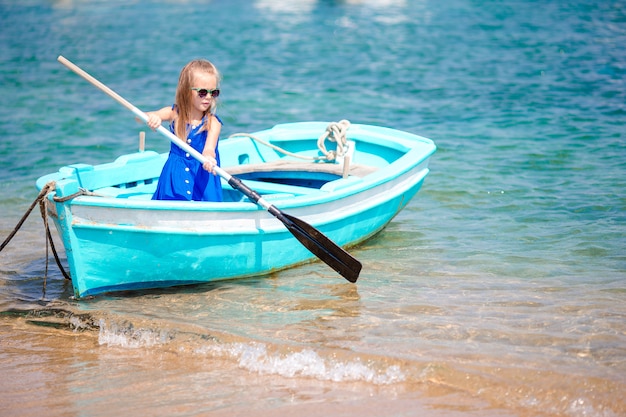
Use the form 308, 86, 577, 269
229, 119, 352, 162
316, 119, 351, 162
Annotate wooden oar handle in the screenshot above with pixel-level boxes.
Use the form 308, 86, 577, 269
58, 56, 147, 122
57, 55, 232, 180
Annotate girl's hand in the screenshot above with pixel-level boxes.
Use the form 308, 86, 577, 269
146, 113, 162, 130
202, 157, 217, 174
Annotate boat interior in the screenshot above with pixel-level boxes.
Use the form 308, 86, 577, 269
91, 156, 379, 202
38, 127, 416, 203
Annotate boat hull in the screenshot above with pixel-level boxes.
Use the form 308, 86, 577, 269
38, 122, 435, 297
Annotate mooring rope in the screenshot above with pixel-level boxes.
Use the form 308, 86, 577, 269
0, 181, 72, 282
228, 120, 352, 162
0, 182, 54, 252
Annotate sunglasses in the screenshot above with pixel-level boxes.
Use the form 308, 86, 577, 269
190, 88, 220, 98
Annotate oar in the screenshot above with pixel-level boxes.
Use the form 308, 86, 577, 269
57, 55, 362, 283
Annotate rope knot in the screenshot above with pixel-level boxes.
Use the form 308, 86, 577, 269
317, 120, 351, 161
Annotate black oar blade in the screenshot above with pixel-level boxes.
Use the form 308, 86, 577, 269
228, 176, 362, 282
281, 213, 362, 283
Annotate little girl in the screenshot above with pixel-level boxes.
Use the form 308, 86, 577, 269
146, 59, 223, 202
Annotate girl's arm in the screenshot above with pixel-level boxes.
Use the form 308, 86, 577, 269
145, 106, 176, 130
201, 114, 222, 172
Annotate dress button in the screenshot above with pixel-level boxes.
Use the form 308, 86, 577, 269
185, 167, 190, 172
187, 190, 191, 195
185, 179, 190, 184
187, 139, 192, 143
186, 153, 190, 157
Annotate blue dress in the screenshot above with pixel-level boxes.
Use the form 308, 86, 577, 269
152, 115, 223, 202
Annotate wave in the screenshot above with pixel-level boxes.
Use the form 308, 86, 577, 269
94, 309, 406, 385
3, 305, 623, 417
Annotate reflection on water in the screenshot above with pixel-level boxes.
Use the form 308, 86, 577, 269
255, 0, 318, 14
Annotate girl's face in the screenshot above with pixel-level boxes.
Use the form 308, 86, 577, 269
190, 71, 218, 115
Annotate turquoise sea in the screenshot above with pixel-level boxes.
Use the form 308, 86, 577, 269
1, 1, 624, 416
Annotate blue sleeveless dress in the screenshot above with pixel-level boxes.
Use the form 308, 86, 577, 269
152, 115, 223, 202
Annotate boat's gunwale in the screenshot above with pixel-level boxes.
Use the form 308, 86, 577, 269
37, 121, 434, 183
51, 154, 432, 212
39, 123, 435, 212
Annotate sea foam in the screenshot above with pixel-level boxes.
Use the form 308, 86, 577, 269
201, 342, 406, 385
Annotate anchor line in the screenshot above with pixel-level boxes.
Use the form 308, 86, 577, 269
0, 181, 71, 282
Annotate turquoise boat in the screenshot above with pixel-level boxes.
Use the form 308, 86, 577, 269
36, 121, 436, 298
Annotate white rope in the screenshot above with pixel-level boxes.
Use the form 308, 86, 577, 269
316, 119, 351, 161
227, 132, 324, 161
228, 120, 352, 162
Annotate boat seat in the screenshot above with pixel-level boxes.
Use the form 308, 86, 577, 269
224, 160, 378, 177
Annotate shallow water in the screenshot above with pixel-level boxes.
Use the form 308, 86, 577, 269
1, 0, 625, 416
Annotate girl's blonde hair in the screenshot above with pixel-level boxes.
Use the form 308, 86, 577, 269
174, 59, 221, 140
